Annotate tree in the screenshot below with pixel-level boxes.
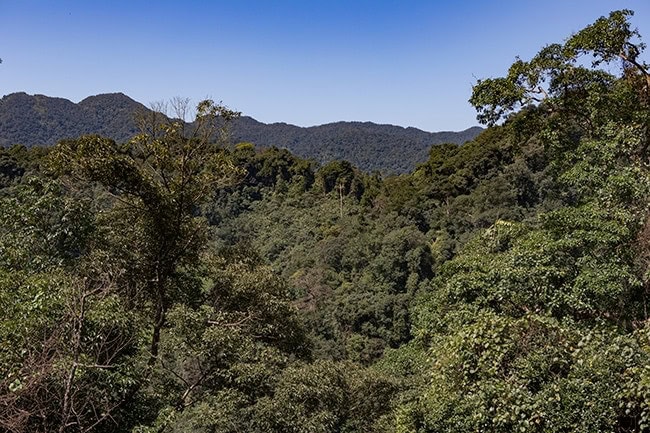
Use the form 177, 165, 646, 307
391, 9, 650, 432
133, 250, 311, 433
0, 99, 243, 433
470, 10, 649, 126
52, 97, 241, 372
0, 176, 140, 433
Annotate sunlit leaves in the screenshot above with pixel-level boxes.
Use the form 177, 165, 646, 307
470, 10, 647, 126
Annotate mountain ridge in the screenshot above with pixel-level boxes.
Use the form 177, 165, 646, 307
0, 92, 482, 173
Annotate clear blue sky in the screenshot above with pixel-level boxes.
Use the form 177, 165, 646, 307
1, 0, 649, 131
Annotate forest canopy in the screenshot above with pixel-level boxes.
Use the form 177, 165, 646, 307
1, 9, 650, 433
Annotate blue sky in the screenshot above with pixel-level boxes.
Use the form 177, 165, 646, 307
1, 0, 649, 131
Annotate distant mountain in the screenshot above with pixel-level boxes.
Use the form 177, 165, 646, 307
0, 92, 482, 173
0, 92, 146, 147
229, 117, 482, 173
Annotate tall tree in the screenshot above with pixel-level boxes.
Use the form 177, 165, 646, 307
0, 99, 243, 433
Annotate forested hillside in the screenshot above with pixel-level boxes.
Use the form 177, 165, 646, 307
229, 117, 482, 173
0, 92, 481, 173
1, 9, 650, 433
0, 92, 147, 146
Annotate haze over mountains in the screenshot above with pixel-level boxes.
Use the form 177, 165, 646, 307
0, 92, 482, 173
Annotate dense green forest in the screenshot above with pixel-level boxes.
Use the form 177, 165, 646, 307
1, 9, 650, 433
0, 92, 481, 173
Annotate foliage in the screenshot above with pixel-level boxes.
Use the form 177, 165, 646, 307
470, 10, 649, 127
0, 92, 482, 173
3, 9, 650, 433
389, 9, 650, 433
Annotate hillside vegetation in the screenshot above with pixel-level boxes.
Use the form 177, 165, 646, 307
1, 9, 650, 433
0, 92, 481, 173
